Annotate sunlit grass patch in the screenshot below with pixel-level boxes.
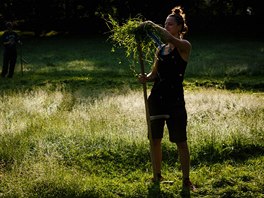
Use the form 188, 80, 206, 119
185, 89, 264, 164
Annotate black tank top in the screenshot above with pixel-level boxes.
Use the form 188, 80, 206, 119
150, 45, 187, 104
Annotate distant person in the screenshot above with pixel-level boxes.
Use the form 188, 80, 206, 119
138, 6, 196, 191
1, 21, 21, 78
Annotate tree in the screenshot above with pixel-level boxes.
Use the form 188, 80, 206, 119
0, 0, 262, 34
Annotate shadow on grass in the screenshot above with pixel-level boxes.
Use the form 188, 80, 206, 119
1, 64, 263, 96
147, 182, 161, 198
53, 134, 264, 174
185, 75, 264, 92
0, 68, 138, 95
191, 142, 264, 166
147, 181, 191, 198
149, 141, 264, 168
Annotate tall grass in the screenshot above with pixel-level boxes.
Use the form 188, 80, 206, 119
185, 89, 264, 163
0, 34, 263, 197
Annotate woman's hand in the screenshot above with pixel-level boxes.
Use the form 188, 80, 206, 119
137, 73, 148, 84
138, 72, 156, 84
141, 21, 170, 43
139, 20, 156, 31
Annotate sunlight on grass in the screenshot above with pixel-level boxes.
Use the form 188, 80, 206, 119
185, 89, 264, 165
23, 90, 64, 115
1, 87, 263, 149
63, 90, 147, 143
186, 89, 263, 142
0, 89, 65, 135
66, 60, 96, 70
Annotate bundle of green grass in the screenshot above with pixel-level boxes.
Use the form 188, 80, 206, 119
104, 15, 163, 73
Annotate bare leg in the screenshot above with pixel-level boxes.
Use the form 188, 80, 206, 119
1, 53, 9, 77
176, 141, 190, 180
152, 138, 162, 179
177, 141, 196, 191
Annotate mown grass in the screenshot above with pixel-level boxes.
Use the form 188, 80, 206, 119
0, 33, 263, 197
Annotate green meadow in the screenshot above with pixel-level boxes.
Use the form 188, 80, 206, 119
0, 33, 263, 197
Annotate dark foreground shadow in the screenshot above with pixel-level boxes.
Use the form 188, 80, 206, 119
147, 181, 193, 198
180, 188, 191, 198
147, 182, 161, 198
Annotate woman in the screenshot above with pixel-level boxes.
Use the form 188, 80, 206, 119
138, 6, 195, 190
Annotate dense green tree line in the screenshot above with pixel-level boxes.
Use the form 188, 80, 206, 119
0, 0, 262, 35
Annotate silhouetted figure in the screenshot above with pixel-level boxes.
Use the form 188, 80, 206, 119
1, 22, 21, 78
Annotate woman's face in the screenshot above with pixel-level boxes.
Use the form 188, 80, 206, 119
164, 16, 181, 37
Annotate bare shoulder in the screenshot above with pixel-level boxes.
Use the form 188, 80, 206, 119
178, 39, 192, 61
181, 39, 192, 50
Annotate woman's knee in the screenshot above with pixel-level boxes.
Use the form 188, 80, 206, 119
176, 141, 188, 150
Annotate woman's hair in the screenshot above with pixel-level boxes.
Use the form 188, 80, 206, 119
168, 6, 188, 37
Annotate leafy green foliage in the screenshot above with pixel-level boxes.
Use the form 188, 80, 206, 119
104, 14, 159, 74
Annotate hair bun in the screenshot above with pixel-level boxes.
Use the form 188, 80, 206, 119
171, 6, 183, 15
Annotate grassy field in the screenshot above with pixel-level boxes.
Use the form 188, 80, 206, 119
0, 33, 263, 197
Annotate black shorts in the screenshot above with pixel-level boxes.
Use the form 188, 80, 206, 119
148, 94, 187, 143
